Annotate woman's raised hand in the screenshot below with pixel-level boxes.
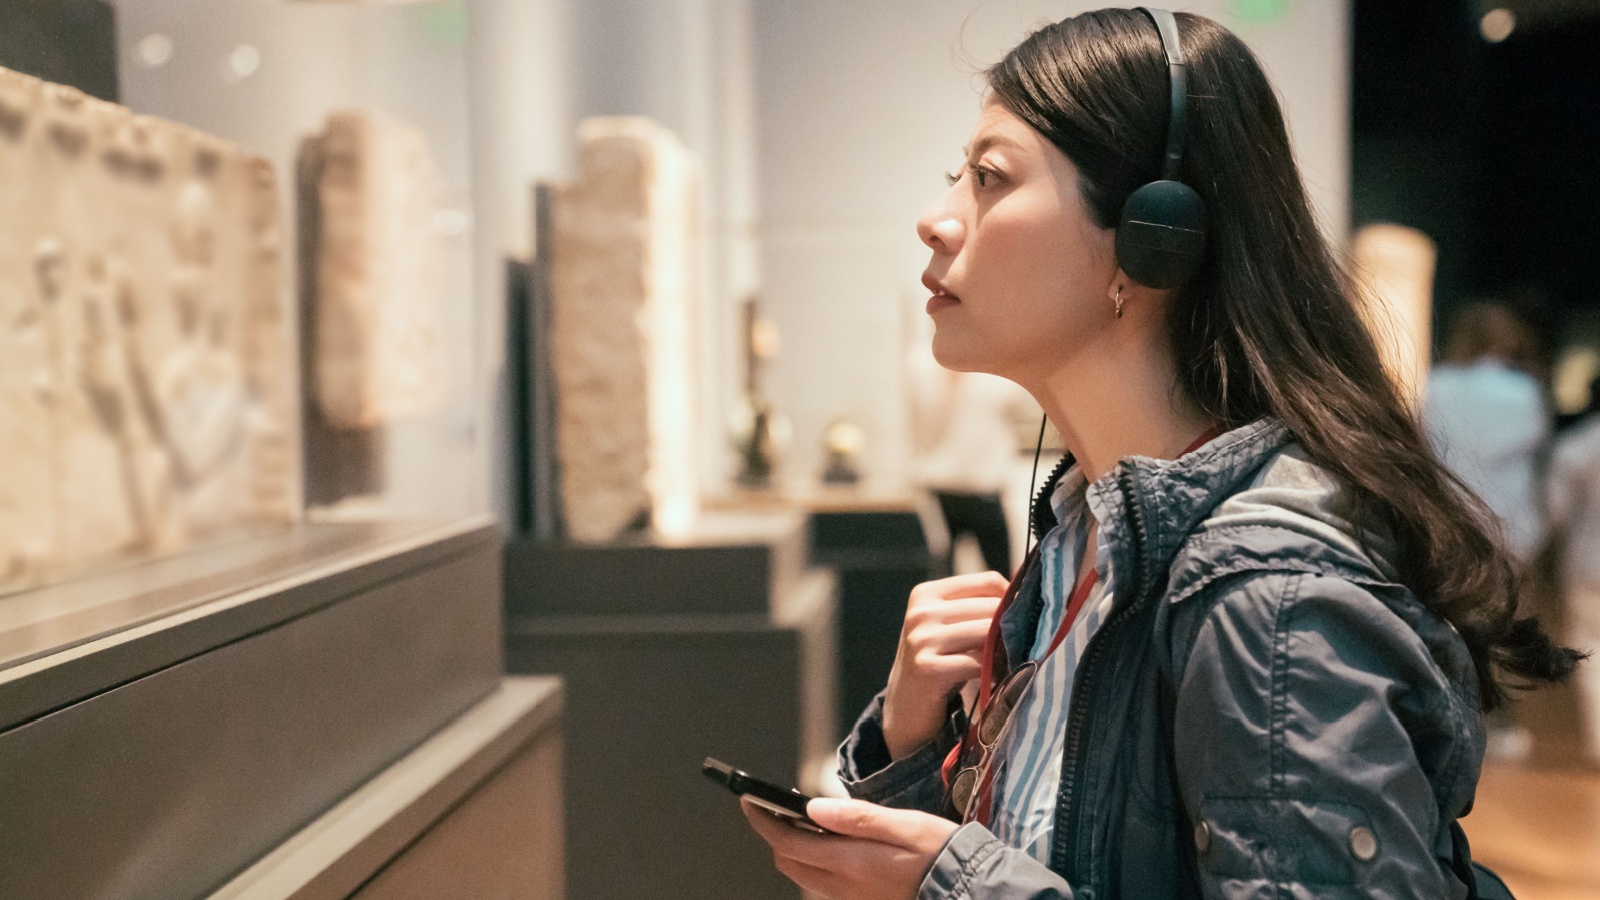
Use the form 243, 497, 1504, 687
882, 571, 1007, 760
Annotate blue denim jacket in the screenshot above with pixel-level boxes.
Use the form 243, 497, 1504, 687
840, 420, 1485, 899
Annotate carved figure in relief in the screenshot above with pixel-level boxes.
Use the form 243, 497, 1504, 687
0, 65, 296, 592
79, 256, 164, 551
76, 179, 256, 548
158, 178, 251, 493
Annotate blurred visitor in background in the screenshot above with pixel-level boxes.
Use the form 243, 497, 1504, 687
1548, 397, 1600, 767
906, 345, 1035, 575
1424, 301, 1552, 761
1423, 301, 1551, 562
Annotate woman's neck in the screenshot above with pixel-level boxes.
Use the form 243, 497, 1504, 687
1024, 314, 1210, 484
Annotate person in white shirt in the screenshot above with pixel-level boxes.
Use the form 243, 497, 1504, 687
1422, 301, 1550, 562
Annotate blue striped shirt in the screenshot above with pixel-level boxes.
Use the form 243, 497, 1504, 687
984, 465, 1115, 863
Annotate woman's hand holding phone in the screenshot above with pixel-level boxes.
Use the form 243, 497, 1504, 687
742, 795, 958, 900
881, 571, 1007, 760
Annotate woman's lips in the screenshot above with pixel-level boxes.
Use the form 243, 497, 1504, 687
922, 274, 960, 314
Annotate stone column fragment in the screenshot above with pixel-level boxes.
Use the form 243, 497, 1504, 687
550, 117, 700, 544
308, 110, 450, 430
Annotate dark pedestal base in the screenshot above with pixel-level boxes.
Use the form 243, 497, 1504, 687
809, 508, 934, 736
0, 520, 557, 900
505, 511, 835, 900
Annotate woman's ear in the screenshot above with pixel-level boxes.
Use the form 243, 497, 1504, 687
1105, 273, 1125, 305
1106, 271, 1174, 322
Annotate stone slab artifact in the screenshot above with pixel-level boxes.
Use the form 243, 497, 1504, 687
307, 110, 449, 430
1353, 223, 1435, 406
0, 65, 296, 592
550, 117, 700, 544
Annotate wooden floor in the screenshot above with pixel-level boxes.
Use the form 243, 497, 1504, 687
1463, 673, 1600, 900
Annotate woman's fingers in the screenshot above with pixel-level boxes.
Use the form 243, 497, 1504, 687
914, 596, 1003, 624
922, 617, 994, 652
741, 799, 846, 896
745, 797, 949, 900
903, 599, 1001, 639
910, 571, 1009, 603
771, 854, 838, 897
742, 798, 825, 850
805, 798, 960, 854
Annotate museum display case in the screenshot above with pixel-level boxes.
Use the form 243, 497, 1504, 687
0, 4, 560, 898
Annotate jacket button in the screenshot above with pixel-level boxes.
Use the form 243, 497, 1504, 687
1349, 826, 1378, 861
1194, 820, 1211, 855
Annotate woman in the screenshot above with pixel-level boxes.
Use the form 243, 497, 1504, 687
742, 8, 1579, 899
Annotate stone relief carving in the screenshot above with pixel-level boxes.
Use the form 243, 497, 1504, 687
0, 66, 296, 592
307, 110, 449, 430
551, 117, 700, 543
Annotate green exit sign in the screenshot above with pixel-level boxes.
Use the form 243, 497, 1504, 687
419, 1, 469, 45
1230, 0, 1292, 24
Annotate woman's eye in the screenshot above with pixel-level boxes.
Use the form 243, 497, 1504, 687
944, 165, 997, 189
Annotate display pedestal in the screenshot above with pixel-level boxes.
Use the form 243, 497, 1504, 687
0, 520, 561, 900
504, 509, 836, 900
805, 493, 936, 736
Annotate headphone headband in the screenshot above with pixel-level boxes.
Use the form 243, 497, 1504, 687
1114, 7, 1207, 289
1137, 7, 1187, 182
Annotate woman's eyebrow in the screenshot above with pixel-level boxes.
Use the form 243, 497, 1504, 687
963, 134, 1025, 158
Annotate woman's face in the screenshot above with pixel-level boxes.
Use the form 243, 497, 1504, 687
918, 99, 1118, 382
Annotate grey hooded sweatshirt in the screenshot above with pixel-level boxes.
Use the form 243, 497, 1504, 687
839, 419, 1486, 899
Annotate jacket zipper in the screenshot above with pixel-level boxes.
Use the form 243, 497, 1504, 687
1050, 467, 1155, 884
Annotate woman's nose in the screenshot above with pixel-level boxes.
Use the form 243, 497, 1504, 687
917, 203, 964, 255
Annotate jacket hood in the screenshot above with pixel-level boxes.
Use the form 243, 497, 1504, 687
1196, 442, 1402, 582
1054, 419, 1401, 609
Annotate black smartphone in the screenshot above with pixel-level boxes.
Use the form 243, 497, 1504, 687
702, 757, 830, 833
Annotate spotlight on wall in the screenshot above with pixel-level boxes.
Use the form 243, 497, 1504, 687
136, 33, 173, 69
222, 43, 261, 83
1480, 7, 1516, 42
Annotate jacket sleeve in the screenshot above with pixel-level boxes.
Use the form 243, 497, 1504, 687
1172, 571, 1477, 900
917, 824, 1075, 899
838, 691, 963, 815
839, 693, 1078, 899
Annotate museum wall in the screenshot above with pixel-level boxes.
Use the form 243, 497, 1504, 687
751, 0, 1351, 488
464, 0, 575, 527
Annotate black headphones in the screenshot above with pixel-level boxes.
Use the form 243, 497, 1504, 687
1114, 7, 1208, 289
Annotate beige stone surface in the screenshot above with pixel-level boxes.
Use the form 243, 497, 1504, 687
551, 117, 700, 544
308, 110, 448, 429
0, 66, 296, 592
1353, 223, 1436, 407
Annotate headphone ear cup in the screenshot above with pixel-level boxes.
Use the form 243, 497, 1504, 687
1115, 179, 1208, 289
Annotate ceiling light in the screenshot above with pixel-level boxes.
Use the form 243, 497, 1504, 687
1480, 8, 1516, 42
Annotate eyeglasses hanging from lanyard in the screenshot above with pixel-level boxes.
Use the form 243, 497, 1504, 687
942, 424, 1221, 825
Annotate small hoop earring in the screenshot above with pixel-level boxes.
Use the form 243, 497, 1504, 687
1114, 286, 1125, 319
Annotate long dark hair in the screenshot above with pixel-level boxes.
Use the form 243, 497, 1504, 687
988, 8, 1578, 708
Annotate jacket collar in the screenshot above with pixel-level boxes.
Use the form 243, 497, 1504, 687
1032, 419, 1293, 600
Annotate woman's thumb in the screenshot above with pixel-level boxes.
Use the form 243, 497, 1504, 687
806, 798, 930, 848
